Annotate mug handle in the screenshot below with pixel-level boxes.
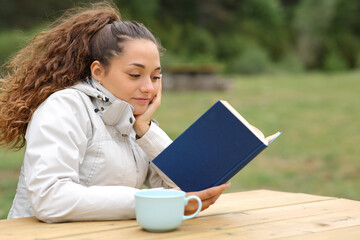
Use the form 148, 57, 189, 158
182, 195, 202, 221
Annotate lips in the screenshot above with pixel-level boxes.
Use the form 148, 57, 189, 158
133, 98, 150, 104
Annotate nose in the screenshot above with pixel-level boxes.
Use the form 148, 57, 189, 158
140, 77, 154, 93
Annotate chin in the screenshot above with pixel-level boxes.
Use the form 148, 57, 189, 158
133, 108, 146, 116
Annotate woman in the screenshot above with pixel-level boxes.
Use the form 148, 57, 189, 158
0, 2, 229, 222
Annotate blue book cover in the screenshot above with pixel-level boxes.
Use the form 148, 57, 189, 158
153, 100, 281, 192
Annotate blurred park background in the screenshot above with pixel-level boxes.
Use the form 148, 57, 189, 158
0, 0, 359, 219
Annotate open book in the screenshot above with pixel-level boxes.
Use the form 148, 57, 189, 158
153, 100, 281, 192
221, 101, 281, 145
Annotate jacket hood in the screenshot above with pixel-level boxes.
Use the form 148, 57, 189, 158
72, 78, 136, 137
72, 78, 124, 104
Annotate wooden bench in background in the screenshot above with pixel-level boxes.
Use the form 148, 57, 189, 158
162, 63, 232, 91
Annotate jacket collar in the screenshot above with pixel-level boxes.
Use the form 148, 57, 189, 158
72, 79, 135, 137
91, 78, 118, 104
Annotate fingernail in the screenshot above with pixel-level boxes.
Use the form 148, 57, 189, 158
225, 182, 231, 187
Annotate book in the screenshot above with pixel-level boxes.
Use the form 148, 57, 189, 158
153, 100, 282, 192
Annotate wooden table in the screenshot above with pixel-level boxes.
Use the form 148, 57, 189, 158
1, 189, 360, 239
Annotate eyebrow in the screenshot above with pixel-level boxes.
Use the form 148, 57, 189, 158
129, 63, 161, 71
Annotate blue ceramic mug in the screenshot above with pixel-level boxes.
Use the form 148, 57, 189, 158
135, 189, 202, 232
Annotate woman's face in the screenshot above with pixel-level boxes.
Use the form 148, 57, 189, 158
93, 39, 161, 116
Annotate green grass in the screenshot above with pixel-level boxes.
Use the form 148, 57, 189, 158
0, 149, 23, 219
1, 71, 359, 219
155, 71, 360, 199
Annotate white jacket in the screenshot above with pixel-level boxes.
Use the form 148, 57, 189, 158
8, 80, 176, 222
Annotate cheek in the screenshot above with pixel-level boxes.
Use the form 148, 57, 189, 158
153, 81, 161, 93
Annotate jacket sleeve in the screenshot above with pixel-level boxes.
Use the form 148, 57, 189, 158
24, 91, 140, 223
135, 122, 178, 189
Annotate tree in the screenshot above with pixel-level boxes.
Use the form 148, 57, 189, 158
293, 0, 337, 69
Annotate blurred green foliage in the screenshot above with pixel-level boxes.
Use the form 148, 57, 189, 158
1, 0, 360, 73
1, 0, 359, 219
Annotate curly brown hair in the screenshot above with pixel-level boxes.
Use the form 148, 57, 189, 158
0, 2, 121, 150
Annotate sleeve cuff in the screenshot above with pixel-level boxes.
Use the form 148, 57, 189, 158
135, 120, 172, 160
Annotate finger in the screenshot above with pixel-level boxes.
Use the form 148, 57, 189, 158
159, 76, 162, 95
190, 183, 230, 201
158, 74, 162, 96
185, 183, 230, 214
185, 193, 222, 215
153, 77, 162, 106
200, 193, 222, 211
146, 77, 162, 111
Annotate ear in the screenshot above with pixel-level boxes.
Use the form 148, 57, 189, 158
90, 60, 106, 82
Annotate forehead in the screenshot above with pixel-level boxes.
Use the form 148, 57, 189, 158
118, 39, 160, 65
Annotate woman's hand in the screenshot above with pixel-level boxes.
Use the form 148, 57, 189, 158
133, 78, 162, 138
184, 183, 231, 215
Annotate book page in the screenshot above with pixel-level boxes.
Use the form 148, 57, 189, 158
265, 131, 282, 144
220, 100, 281, 145
220, 100, 268, 145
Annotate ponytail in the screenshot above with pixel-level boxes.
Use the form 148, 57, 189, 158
0, 2, 120, 149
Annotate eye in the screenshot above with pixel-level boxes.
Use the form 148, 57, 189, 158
152, 74, 162, 81
129, 73, 140, 78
